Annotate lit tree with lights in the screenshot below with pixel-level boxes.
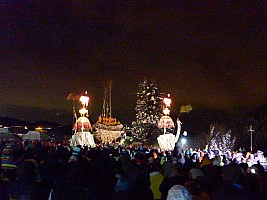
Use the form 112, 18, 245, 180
207, 124, 236, 152
132, 79, 164, 144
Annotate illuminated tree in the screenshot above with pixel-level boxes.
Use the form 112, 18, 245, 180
133, 79, 164, 144
207, 124, 236, 152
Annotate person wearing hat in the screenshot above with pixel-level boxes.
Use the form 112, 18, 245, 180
167, 185, 192, 200
68, 146, 81, 162
212, 163, 257, 200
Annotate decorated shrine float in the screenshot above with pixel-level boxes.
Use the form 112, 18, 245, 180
69, 93, 95, 147
157, 94, 183, 151
93, 81, 124, 144
157, 118, 182, 151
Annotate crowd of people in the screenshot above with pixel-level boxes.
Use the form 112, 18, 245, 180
0, 139, 267, 200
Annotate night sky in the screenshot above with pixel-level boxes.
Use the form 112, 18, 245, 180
0, 1, 266, 124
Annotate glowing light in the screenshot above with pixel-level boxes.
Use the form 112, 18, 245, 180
80, 95, 89, 107
79, 108, 88, 116
183, 131, 187, 137
161, 94, 172, 135
163, 95, 171, 107
163, 107, 170, 115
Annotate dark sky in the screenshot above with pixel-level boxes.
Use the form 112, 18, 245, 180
0, 1, 266, 124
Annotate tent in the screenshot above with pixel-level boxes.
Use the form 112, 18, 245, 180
0, 128, 9, 134
22, 131, 41, 141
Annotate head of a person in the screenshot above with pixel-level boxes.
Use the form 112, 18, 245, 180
134, 151, 145, 165
249, 164, 265, 176
162, 161, 173, 177
239, 163, 248, 172
150, 159, 162, 173
222, 163, 243, 184
188, 168, 203, 180
167, 185, 192, 200
17, 160, 37, 182
175, 162, 185, 176
69, 146, 81, 162
184, 180, 201, 197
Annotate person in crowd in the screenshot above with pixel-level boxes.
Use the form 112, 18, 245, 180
167, 184, 192, 200
160, 162, 187, 200
184, 180, 202, 200
244, 164, 267, 199
200, 154, 212, 168
0, 139, 266, 199
113, 150, 132, 196
212, 155, 224, 167
212, 163, 263, 199
188, 168, 203, 180
149, 159, 164, 199
10, 158, 50, 199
